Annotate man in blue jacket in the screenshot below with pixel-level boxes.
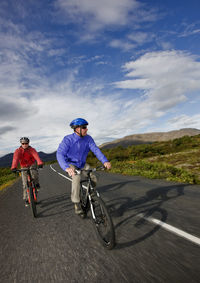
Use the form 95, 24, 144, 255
56, 118, 111, 215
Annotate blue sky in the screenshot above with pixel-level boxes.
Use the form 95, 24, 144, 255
1, 0, 200, 156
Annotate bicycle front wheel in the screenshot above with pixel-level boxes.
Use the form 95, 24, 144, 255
29, 186, 37, 218
90, 195, 115, 249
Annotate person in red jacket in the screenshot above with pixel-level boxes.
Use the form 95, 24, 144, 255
11, 137, 43, 206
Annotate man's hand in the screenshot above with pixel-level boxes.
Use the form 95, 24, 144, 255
104, 162, 111, 170
66, 167, 75, 177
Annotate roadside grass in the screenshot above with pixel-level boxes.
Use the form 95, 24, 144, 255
87, 134, 200, 185
0, 161, 57, 191
0, 168, 18, 191
109, 160, 199, 184
146, 149, 200, 181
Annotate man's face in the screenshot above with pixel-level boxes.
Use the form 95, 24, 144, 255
21, 142, 29, 149
75, 126, 88, 136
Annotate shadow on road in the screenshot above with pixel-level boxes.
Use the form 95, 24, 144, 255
100, 182, 187, 249
37, 193, 72, 218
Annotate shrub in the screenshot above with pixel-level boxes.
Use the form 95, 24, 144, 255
0, 167, 17, 188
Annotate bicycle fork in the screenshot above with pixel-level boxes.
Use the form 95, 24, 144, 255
89, 191, 100, 221
26, 177, 37, 203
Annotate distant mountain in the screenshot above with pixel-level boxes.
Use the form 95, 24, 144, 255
38, 151, 57, 162
0, 151, 56, 168
100, 128, 200, 149
1, 128, 200, 166
0, 153, 14, 168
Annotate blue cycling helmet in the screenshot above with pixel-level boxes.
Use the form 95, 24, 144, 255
70, 118, 88, 129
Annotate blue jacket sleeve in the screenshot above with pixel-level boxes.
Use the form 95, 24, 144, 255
56, 137, 70, 171
88, 137, 108, 164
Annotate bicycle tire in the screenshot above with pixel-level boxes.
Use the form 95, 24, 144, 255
29, 185, 37, 218
80, 184, 89, 217
33, 181, 38, 203
90, 195, 115, 249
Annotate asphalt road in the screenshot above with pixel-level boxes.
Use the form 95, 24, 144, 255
0, 164, 200, 283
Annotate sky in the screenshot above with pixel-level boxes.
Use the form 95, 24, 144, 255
1, 0, 200, 157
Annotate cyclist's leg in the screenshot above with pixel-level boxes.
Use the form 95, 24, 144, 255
70, 165, 81, 203
21, 170, 28, 201
30, 162, 39, 187
83, 163, 97, 187
69, 165, 84, 214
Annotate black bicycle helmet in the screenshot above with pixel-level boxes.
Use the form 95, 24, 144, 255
20, 137, 30, 143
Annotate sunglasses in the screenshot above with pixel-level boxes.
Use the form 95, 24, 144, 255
21, 143, 29, 145
81, 126, 87, 129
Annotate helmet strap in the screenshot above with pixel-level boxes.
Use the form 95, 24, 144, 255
74, 127, 83, 137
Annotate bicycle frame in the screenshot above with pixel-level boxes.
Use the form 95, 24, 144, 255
26, 172, 37, 203
16, 167, 38, 218
76, 166, 115, 249
78, 168, 99, 212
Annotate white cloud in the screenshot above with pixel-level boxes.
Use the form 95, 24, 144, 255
168, 114, 200, 129
0, 78, 132, 156
115, 50, 200, 95
109, 39, 136, 51
128, 31, 155, 45
112, 50, 200, 133
179, 22, 200, 38
1, 2, 200, 158
1, 46, 200, 156
55, 0, 139, 29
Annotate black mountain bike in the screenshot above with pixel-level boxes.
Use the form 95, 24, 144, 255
75, 166, 115, 250
16, 167, 38, 218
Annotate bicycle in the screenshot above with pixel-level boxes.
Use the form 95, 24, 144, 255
16, 167, 39, 218
75, 166, 115, 250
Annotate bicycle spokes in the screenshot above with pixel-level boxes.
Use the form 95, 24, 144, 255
90, 196, 115, 249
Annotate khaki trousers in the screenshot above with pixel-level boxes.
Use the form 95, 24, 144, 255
70, 163, 97, 203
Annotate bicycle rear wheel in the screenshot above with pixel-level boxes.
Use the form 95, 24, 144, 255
90, 195, 115, 249
29, 185, 37, 218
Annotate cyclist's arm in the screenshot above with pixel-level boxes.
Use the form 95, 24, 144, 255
56, 138, 71, 171
11, 149, 19, 170
88, 137, 109, 165
31, 148, 43, 166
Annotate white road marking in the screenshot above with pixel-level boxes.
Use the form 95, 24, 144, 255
50, 165, 72, 181
50, 165, 88, 188
137, 213, 200, 246
50, 165, 200, 247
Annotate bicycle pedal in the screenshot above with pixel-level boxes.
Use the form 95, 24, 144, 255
25, 200, 29, 207
79, 212, 86, 219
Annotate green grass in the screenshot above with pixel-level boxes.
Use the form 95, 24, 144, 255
87, 134, 200, 185
0, 161, 57, 191
109, 160, 198, 184
0, 167, 18, 191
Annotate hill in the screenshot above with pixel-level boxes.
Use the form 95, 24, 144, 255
0, 151, 56, 168
87, 133, 200, 184
100, 128, 200, 149
1, 128, 200, 167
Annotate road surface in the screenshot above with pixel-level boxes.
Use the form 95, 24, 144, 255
0, 164, 199, 282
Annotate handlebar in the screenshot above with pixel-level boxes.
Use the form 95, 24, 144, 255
75, 165, 105, 175
12, 165, 43, 173
15, 168, 35, 173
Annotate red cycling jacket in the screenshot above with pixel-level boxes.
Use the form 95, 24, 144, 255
11, 146, 43, 169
